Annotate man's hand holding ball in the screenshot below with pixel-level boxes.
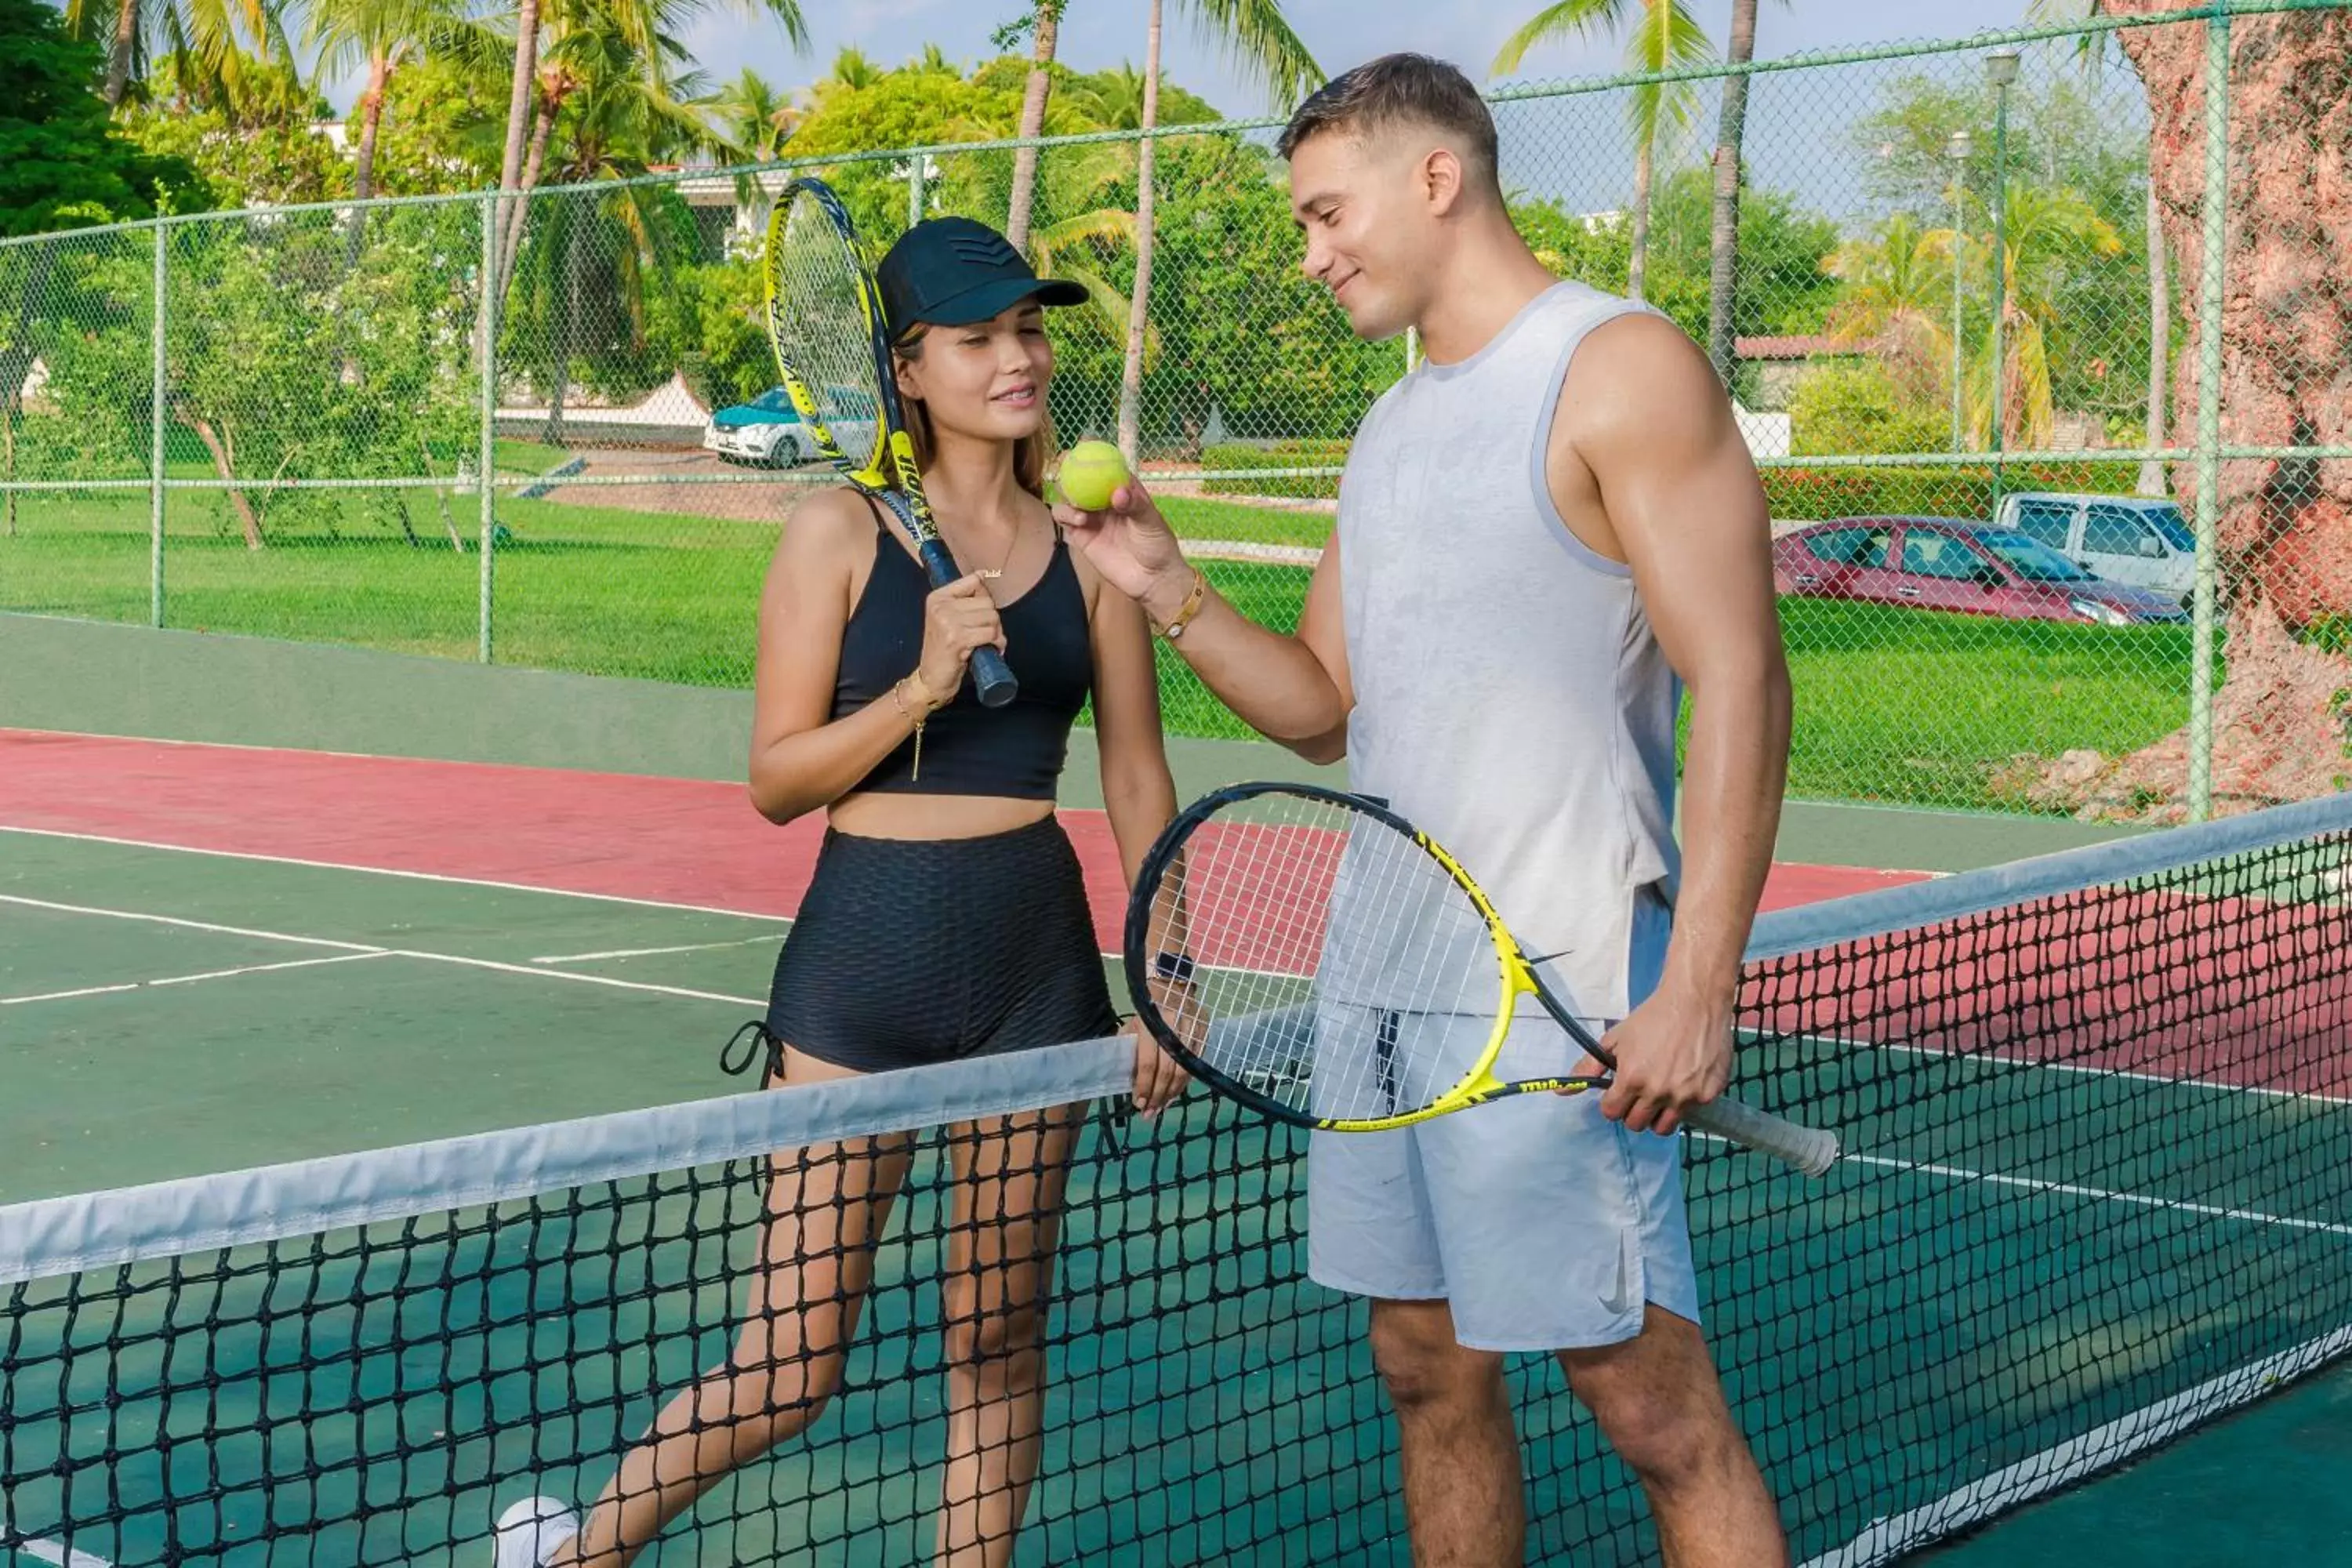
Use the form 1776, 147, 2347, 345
1051, 441, 1201, 633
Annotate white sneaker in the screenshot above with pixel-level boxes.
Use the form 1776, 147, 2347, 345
493, 1496, 582, 1568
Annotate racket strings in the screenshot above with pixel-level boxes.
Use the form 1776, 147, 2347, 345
770, 189, 887, 472
1150, 795, 1502, 1122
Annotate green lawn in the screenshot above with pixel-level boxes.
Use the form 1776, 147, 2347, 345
1159, 495, 1331, 550
0, 486, 2201, 811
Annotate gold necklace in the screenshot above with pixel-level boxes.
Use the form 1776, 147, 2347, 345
977, 516, 1023, 597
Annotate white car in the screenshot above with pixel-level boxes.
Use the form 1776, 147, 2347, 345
1993, 492, 2198, 607
703, 385, 883, 469
703, 387, 813, 467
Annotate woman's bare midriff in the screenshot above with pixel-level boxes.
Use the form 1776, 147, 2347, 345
826, 789, 1058, 840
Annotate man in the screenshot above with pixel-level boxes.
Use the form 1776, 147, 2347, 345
1057, 52, 1792, 1568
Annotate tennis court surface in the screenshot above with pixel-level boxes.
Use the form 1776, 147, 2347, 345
3, 733, 2349, 1566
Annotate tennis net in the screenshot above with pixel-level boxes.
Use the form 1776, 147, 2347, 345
5, 793, 2350, 1566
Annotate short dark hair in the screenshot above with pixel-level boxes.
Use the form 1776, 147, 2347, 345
1276, 53, 1501, 198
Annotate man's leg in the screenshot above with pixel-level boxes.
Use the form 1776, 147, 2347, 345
1557, 1307, 1785, 1568
1368, 1297, 1523, 1568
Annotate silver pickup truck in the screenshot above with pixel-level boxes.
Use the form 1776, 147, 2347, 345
1992, 492, 2197, 607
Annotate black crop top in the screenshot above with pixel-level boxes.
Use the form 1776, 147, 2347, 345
831, 499, 1094, 799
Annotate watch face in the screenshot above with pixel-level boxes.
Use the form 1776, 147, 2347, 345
1155, 951, 1196, 983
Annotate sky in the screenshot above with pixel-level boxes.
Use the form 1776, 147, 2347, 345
679, 1, 2043, 125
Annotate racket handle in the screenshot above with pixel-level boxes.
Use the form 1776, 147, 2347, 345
968, 645, 1019, 709
914, 535, 1022, 709
1685, 1094, 1841, 1178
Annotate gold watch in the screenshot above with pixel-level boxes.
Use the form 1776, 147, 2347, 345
1153, 568, 1208, 641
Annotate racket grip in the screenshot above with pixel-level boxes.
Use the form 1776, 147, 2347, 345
1685, 1094, 1840, 1178
914, 535, 1022, 708
968, 645, 1019, 709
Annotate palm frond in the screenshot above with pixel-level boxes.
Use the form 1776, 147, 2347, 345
1053, 263, 1160, 368
1033, 207, 1138, 267
1491, 0, 1623, 78
1177, 0, 1324, 107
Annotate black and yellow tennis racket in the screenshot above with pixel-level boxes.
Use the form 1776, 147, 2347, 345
1123, 782, 1840, 1178
761, 176, 1017, 708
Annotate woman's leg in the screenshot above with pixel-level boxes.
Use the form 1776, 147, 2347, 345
932, 1100, 1087, 1568
554, 1048, 909, 1568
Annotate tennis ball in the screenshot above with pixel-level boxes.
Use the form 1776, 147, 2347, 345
1056, 440, 1131, 511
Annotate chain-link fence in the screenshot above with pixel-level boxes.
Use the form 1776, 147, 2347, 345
3, 2, 2346, 820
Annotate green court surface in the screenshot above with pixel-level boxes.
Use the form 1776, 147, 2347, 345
0, 832, 789, 1202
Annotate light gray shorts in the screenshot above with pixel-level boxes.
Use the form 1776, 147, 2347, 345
1303, 886, 1700, 1353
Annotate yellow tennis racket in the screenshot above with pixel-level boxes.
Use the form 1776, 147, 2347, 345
761, 177, 1016, 707
1123, 782, 1839, 1177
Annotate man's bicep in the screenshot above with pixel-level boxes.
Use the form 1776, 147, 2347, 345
1578, 332, 1780, 678
1296, 533, 1354, 712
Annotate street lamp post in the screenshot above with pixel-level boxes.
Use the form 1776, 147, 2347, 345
1947, 129, 1972, 452
1986, 49, 2020, 491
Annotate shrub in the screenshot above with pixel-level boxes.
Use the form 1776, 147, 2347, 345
1199, 440, 1351, 500
1762, 460, 2148, 522
1789, 361, 1947, 458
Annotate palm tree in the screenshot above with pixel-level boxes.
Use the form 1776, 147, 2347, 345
1974, 179, 2125, 449
705, 65, 794, 158
1494, 0, 1714, 303
1824, 212, 1958, 411
497, 0, 807, 313
1003, 1, 1068, 254
1115, 0, 1323, 463
64, 0, 278, 108
1706, 1, 1790, 384
306, 0, 489, 223
1116, 2, 1167, 465
2024, 0, 2170, 495
518, 1, 732, 444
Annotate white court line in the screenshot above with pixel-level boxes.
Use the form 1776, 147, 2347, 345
0, 894, 762, 1008
0, 822, 793, 924
532, 933, 788, 964
6, 1537, 115, 1568
1, 952, 390, 1007
1766, 1026, 2352, 1107
0, 895, 384, 952
1687, 1127, 2352, 1240
1799, 1324, 2352, 1568
0, 823, 1127, 961
1837, 1149, 2352, 1238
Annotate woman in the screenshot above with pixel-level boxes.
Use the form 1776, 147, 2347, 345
495, 216, 1189, 1568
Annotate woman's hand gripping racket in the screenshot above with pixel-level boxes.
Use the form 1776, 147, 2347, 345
761, 176, 1017, 707
1122, 782, 1840, 1178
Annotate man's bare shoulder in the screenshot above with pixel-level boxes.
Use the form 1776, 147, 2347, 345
1556, 310, 1738, 459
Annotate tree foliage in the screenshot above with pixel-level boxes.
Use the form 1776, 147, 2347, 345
0, 0, 205, 234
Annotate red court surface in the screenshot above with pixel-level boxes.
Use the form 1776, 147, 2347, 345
1741, 883, 2352, 1098
0, 729, 1931, 950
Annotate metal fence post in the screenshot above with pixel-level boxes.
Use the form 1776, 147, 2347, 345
2187, 6, 2234, 823
479, 189, 499, 665
149, 223, 167, 628
1986, 50, 2019, 511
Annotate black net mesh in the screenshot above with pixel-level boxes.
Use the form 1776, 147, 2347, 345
5, 812, 2350, 1566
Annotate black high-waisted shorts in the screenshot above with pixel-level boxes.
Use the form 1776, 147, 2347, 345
758, 815, 1122, 1073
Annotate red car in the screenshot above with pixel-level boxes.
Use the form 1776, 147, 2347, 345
1773, 517, 2190, 626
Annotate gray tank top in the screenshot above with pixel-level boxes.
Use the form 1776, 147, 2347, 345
1338, 281, 1682, 1020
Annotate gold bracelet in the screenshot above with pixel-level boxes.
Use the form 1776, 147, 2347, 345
1154, 568, 1208, 641
890, 674, 934, 781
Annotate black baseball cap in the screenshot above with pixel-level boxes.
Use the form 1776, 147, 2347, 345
876, 216, 1088, 342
